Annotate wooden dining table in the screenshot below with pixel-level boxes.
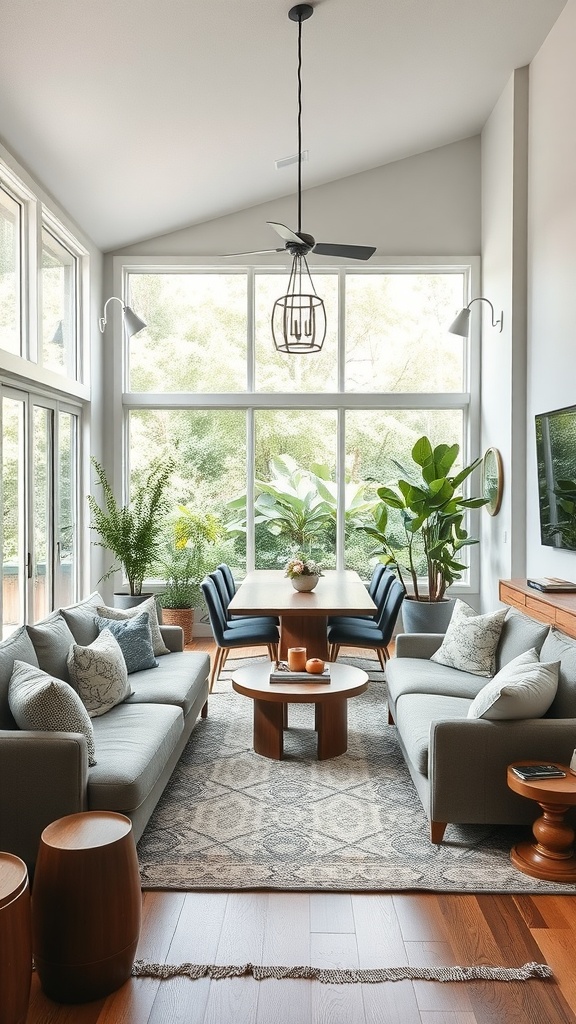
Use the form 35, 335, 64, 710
228, 569, 376, 660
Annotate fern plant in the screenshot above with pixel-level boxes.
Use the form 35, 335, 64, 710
88, 456, 174, 595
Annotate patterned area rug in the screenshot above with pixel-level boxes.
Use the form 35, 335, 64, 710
138, 656, 576, 893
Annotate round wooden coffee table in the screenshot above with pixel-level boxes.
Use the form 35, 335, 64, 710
0, 852, 32, 1024
232, 662, 369, 760
507, 761, 576, 882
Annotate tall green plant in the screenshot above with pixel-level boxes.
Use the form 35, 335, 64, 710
158, 506, 224, 608
359, 436, 487, 601
88, 456, 174, 595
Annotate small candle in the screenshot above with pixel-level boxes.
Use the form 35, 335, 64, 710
288, 647, 307, 671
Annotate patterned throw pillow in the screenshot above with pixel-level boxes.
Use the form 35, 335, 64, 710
430, 600, 507, 677
67, 628, 133, 717
467, 649, 559, 720
94, 613, 158, 674
8, 660, 96, 765
96, 596, 170, 656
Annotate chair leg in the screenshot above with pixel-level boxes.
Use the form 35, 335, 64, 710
331, 644, 340, 663
209, 646, 226, 692
266, 643, 277, 662
376, 647, 387, 671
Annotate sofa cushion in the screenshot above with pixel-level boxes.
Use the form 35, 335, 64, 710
96, 597, 170, 657
386, 657, 487, 707
67, 629, 133, 717
88, 702, 183, 812
430, 600, 507, 677
394, 692, 472, 777
495, 610, 550, 671
8, 660, 96, 765
95, 613, 158, 674
467, 649, 559, 720
540, 629, 576, 718
0, 626, 40, 729
61, 591, 104, 646
126, 651, 210, 715
27, 613, 76, 683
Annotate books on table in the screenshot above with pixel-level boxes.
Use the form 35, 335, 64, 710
269, 664, 331, 683
527, 577, 576, 592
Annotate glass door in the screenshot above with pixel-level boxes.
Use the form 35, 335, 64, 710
1, 393, 26, 638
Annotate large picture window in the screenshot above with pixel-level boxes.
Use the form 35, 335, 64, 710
122, 260, 477, 585
0, 184, 22, 356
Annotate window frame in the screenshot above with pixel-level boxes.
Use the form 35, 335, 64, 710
113, 254, 481, 594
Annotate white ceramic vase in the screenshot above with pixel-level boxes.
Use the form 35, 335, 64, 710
290, 575, 319, 592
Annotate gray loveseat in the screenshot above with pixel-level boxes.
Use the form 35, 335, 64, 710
386, 609, 576, 842
0, 592, 209, 871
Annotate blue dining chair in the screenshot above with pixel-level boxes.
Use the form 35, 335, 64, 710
216, 563, 236, 603
327, 578, 405, 669
328, 566, 395, 628
209, 569, 278, 630
201, 577, 280, 691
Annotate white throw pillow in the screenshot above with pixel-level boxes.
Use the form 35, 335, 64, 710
8, 660, 96, 765
467, 648, 559, 720
96, 596, 170, 656
67, 628, 133, 717
430, 600, 507, 677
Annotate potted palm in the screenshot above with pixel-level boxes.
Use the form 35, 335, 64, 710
158, 507, 223, 643
87, 456, 174, 606
359, 436, 487, 631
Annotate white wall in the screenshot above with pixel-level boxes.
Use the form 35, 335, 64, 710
526, 0, 576, 580
113, 137, 481, 258
479, 68, 529, 610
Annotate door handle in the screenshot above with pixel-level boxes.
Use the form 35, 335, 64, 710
26, 552, 33, 579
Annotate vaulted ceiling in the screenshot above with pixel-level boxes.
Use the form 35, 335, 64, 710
0, 0, 566, 251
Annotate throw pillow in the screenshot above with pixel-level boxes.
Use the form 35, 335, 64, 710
539, 629, 576, 719
467, 648, 559, 720
26, 613, 77, 683
61, 591, 105, 646
430, 600, 507, 677
94, 613, 158, 674
96, 596, 169, 656
0, 626, 39, 730
8, 660, 96, 765
67, 629, 133, 717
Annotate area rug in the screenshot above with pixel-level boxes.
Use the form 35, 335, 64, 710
137, 656, 576, 894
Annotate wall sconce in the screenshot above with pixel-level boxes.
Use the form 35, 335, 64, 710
99, 297, 147, 337
448, 297, 503, 337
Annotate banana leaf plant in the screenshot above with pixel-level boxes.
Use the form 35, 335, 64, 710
358, 436, 487, 601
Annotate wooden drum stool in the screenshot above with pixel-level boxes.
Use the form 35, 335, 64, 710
32, 811, 141, 1003
0, 853, 32, 1024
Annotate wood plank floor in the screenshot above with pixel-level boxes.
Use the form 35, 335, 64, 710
25, 641, 576, 1023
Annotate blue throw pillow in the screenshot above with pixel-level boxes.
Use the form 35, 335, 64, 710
94, 612, 158, 674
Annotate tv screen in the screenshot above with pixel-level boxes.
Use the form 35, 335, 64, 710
535, 404, 576, 550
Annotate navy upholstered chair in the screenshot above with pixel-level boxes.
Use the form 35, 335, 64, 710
216, 563, 236, 603
328, 566, 395, 628
209, 569, 278, 630
327, 578, 405, 669
201, 577, 279, 691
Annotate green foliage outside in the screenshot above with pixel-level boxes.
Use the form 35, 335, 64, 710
157, 506, 224, 609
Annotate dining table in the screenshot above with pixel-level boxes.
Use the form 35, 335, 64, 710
227, 569, 376, 661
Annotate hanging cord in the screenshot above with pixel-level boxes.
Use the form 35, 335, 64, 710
296, 11, 303, 234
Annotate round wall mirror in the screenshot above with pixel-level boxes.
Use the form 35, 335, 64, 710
482, 447, 503, 516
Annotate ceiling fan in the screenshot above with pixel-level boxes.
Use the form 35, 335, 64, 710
221, 4, 377, 265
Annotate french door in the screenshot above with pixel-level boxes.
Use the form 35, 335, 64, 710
1, 386, 81, 637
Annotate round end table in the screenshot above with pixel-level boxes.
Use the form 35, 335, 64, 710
507, 762, 576, 882
32, 811, 142, 1003
0, 852, 32, 1024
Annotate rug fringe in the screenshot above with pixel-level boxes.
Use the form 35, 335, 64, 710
132, 960, 553, 984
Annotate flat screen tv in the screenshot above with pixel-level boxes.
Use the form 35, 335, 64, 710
535, 404, 576, 550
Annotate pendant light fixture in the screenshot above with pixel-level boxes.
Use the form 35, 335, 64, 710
272, 4, 326, 354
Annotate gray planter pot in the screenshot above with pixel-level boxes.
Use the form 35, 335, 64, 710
113, 593, 154, 610
400, 597, 455, 634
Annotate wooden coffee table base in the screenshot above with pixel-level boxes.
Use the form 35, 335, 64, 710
253, 697, 348, 760
511, 802, 576, 883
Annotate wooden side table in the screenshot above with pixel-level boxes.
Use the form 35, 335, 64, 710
507, 762, 576, 882
0, 853, 32, 1024
32, 811, 142, 1003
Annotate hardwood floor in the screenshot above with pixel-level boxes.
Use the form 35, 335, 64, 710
24, 640, 576, 1023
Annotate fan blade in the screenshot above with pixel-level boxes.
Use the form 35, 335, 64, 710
312, 242, 377, 261
219, 247, 286, 257
267, 221, 304, 245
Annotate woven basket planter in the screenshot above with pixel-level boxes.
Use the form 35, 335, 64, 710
160, 608, 194, 646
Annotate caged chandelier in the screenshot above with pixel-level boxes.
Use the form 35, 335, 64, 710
220, 4, 376, 352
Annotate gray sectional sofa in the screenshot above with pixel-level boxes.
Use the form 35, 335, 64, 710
386, 608, 576, 842
0, 592, 210, 871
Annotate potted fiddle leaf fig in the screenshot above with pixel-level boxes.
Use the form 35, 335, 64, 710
88, 456, 174, 604
359, 436, 487, 631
